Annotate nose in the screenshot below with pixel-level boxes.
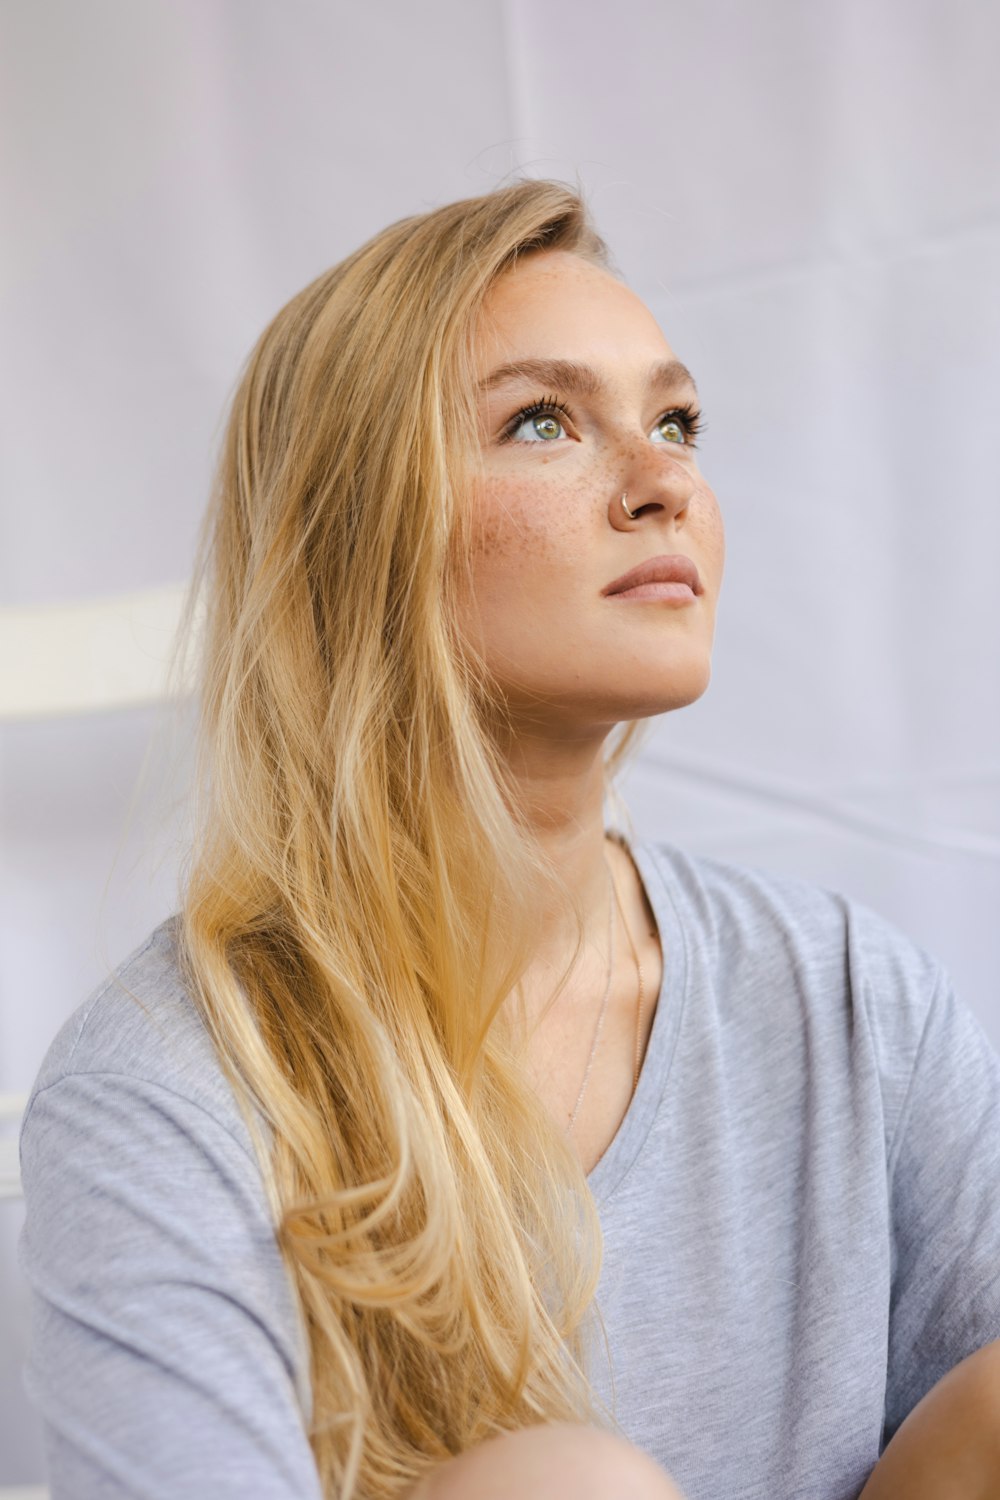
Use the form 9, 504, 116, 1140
608, 447, 697, 532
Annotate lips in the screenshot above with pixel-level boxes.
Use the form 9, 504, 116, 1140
602, 553, 703, 597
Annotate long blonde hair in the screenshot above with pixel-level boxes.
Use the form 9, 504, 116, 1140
174, 179, 645, 1499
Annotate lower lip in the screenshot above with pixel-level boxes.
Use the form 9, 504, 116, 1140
607, 581, 698, 603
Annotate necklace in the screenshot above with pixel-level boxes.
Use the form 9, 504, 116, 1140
567, 844, 650, 1133
610, 858, 647, 1096
568, 856, 615, 1130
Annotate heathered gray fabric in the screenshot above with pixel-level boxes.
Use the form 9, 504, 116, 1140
18, 839, 1000, 1500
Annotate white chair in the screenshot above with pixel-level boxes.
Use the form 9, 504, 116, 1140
0, 1092, 48, 1500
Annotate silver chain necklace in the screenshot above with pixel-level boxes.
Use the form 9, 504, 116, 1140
568, 854, 616, 1130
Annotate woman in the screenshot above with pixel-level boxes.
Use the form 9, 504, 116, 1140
18, 180, 1000, 1500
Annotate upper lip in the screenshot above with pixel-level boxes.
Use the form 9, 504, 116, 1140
602, 553, 703, 596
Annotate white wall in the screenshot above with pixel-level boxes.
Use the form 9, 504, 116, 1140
2, 0, 998, 1483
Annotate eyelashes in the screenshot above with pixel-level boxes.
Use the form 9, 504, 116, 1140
499, 395, 706, 447
499, 394, 576, 443
661, 402, 705, 447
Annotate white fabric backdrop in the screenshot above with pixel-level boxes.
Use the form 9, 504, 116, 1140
2, 0, 997, 1484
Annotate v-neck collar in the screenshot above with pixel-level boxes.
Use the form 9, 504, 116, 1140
586, 838, 689, 1207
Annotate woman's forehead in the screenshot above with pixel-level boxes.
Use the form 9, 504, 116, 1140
474, 250, 682, 390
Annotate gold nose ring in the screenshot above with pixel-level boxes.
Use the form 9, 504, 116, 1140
621, 492, 638, 519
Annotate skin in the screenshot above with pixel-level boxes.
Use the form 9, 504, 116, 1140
406, 1342, 1000, 1500
857, 1339, 1000, 1500
464, 249, 725, 735
440, 247, 1000, 1498
408, 1424, 684, 1500
455, 248, 724, 1168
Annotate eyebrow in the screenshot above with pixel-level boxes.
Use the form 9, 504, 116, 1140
478, 356, 699, 400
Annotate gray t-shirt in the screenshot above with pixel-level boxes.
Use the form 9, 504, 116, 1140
18, 840, 1000, 1500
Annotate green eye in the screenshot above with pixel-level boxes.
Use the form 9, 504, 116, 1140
651, 405, 704, 447
511, 411, 565, 441
655, 416, 686, 444
504, 399, 573, 443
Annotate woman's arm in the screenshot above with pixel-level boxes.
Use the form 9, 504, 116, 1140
859, 1339, 1000, 1500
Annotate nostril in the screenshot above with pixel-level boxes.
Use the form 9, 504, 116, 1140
633, 497, 673, 519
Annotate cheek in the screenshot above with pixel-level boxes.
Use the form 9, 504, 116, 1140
694, 487, 726, 575
469, 474, 593, 576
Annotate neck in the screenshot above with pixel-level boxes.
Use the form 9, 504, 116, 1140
499, 722, 617, 965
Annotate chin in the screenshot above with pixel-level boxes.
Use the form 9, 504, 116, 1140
503, 652, 715, 729
622, 691, 711, 725
622, 655, 713, 719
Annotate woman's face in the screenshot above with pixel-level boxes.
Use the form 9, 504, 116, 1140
457, 248, 725, 736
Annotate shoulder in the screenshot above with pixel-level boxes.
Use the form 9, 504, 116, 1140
17, 918, 316, 1442
23, 915, 251, 1156
638, 836, 937, 965
634, 836, 947, 1087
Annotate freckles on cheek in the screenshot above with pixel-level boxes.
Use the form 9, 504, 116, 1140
473, 503, 526, 561
473, 479, 581, 570
695, 489, 726, 567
